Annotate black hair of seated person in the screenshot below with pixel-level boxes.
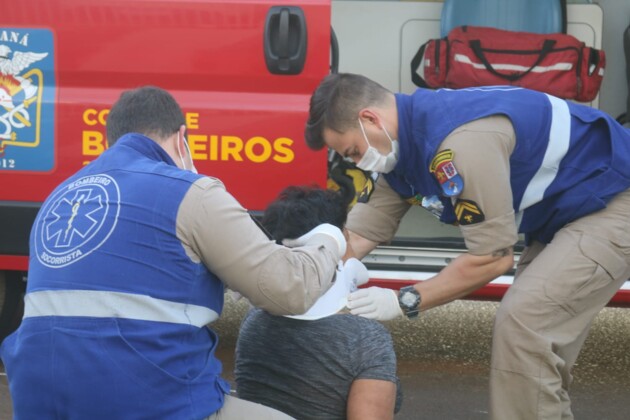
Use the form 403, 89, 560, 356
262, 185, 349, 242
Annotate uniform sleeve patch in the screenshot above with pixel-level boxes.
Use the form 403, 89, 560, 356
430, 149, 464, 197
454, 198, 485, 225
356, 173, 376, 204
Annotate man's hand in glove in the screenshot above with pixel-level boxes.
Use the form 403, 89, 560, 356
347, 286, 403, 321
282, 223, 347, 261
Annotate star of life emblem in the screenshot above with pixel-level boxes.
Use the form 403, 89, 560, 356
0, 28, 55, 171
34, 174, 121, 268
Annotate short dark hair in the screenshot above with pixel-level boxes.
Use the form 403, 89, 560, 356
106, 86, 185, 146
261, 186, 348, 242
305, 73, 390, 150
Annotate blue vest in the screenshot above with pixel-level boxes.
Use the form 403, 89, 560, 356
386, 87, 630, 243
1, 134, 229, 419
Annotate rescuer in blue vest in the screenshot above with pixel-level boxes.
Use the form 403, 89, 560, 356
305, 73, 630, 420
0, 86, 346, 419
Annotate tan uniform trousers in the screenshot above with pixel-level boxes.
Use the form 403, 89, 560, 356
206, 394, 294, 420
490, 189, 630, 420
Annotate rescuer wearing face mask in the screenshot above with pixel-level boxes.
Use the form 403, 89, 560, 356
1, 86, 345, 420
304, 72, 630, 420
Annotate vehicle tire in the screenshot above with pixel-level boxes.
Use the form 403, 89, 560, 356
0, 271, 25, 344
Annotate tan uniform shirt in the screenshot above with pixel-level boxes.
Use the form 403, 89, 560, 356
347, 115, 519, 256
175, 177, 339, 316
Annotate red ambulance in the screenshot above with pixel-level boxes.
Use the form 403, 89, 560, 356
1, 0, 629, 342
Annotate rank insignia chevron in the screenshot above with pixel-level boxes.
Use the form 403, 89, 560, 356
454, 198, 485, 225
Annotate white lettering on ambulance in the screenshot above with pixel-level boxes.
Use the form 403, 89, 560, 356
0, 30, 29, 46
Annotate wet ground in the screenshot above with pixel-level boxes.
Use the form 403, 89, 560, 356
2, 299, 629, 419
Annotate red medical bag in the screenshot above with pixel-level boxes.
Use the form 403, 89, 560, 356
411, 25, 605, 102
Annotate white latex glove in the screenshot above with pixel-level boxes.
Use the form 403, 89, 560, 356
347, 286, 403, 321
282, 223, 347, 260
343, 258, 370, 288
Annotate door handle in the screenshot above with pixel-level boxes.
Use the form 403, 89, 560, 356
264, 6, 307, 75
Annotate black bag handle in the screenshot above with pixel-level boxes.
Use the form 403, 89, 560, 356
411, 42, 431, 88
469, 39, 557, 82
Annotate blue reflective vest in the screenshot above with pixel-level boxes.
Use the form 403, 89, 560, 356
385, 87, 630, 244
1, 134, 229, 419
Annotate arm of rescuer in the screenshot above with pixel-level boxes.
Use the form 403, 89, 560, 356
346, 115, 517, 318
176, 178, 345, 316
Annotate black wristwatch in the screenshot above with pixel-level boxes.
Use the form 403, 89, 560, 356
398, 286, 421, 318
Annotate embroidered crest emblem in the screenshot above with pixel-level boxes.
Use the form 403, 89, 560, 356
429, 149, 463, 197
0, 28, 56, 171
454, 198, 485, 225
34, 174, 121, 268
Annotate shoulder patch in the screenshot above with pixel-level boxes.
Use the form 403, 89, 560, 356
429, 149, 463, 197
454, 199, 485, 225
356, 172, 376, 204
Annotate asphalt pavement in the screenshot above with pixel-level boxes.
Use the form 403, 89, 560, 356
2, 298, 630, 419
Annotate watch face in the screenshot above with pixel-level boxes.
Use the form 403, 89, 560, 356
401, 291, 419, 307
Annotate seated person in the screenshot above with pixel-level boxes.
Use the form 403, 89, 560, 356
235, 185, 402, 420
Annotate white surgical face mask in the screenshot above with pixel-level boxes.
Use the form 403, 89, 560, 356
178, 136, 198, 174
356, 118, 398, 173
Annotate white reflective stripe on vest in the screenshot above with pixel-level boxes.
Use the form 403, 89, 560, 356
24, 290, 219, 327
516, 94, 571, 228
